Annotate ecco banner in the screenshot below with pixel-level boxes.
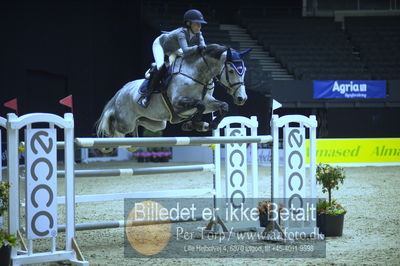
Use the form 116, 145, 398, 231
26, 129, 57, 239
225, 127, 247, 209
313, 80, 386, 99
283, 127, 306, 230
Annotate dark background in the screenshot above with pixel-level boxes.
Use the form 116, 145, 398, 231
1, 0, 399, 138
1, 0, 147, 137
0, 0, 271, 137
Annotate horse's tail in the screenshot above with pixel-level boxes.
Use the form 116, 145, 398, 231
96, 94, 118, 137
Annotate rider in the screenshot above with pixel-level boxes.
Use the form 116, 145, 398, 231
138, 9, 208, 107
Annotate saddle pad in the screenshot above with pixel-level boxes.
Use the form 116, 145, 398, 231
138, 79, 150, 95
138, 66, 174, 95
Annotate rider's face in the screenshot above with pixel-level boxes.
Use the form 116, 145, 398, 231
190, 22, 201, 33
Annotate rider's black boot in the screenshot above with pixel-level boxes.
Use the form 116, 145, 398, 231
138, 64, 167, 108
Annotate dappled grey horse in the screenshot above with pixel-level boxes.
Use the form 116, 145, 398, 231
96, 44, 250, 137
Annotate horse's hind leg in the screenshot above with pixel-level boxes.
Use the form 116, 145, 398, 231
100, 114, 137, 152
138, 117, 167, 132
111, 112, 138, 137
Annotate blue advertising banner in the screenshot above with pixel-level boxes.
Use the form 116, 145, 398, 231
313, 80, 386, 99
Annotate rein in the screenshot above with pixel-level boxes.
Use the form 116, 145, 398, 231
172, 56, 214, 99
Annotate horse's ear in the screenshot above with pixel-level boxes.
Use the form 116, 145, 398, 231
239, 48, 252, 58
227, 48, 232, 61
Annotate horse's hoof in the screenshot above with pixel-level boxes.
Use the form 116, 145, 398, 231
195, 122, 209, 132
181, 121, 193, 131
209, 122, 219, 131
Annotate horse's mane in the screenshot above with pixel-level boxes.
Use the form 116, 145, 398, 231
183, 43, 228, 62
204, 44, 228, 60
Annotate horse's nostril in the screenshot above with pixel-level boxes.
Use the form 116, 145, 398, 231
238, 97, 243, 102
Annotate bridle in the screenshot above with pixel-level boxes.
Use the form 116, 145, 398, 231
214, 61, 245, 96
201, 53, 245, 96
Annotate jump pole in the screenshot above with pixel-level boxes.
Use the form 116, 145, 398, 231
57, 164, 216, 178
75, 135, 272, 148
57, 188, 214, 204
58, 215, 205, 232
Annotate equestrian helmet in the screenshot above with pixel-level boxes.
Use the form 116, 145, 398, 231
183, 9, 207, 24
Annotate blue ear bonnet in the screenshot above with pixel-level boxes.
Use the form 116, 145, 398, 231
228, 51, 245, 75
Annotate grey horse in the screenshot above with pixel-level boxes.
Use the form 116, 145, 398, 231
96, 44, 250, 137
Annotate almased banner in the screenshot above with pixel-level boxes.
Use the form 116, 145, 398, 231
306, 139, 400, 165
313, 80, 386, 99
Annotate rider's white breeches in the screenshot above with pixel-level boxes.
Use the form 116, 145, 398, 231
152, 37, 165, 70
153, 37, 183, 69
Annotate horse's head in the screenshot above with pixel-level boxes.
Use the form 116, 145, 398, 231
217, 47, 251, 106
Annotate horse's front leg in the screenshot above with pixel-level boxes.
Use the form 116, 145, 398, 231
205, 100, 229, 130
173, 96, 208, 132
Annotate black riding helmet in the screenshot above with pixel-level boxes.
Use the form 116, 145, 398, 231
183, 9, 207, 24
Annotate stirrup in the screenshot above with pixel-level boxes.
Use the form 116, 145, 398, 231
144, 63, 157, 79
145, 69, 151, 79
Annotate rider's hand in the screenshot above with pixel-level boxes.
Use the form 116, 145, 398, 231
198, 45, 206, 55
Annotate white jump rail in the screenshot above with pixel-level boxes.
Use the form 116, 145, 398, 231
75, 135, 273, 148
57, 164, 216, 178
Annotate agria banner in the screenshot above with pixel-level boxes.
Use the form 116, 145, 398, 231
313, 80, 386, 99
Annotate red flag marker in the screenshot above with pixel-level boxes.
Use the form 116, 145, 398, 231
4, 98, 18, 115
59, 95, 73, 113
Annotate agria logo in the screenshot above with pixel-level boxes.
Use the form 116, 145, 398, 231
332, 81, 367, 94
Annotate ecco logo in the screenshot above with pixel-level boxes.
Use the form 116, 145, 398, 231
27, 129, 57, 239
226, 128, 247, 209
285, 128, 305, 214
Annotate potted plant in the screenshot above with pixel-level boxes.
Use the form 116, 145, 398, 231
0, 181, 18, 265
316, 163, 347, 237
